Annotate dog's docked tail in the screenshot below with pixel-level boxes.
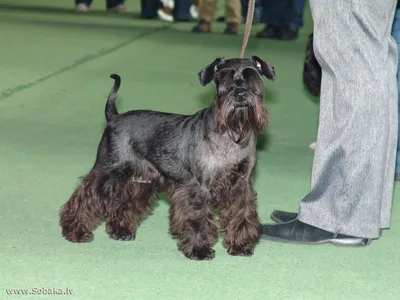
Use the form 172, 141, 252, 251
105, 74, 121, 122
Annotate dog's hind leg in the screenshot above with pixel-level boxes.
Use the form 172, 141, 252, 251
105, 163, 158, 241
169, 179, 218, 260
219, 181, 261, 256
59, 168, 107, 243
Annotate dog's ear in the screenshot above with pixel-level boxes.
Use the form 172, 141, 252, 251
251, 56, 275, 81
198, 57, 224, 86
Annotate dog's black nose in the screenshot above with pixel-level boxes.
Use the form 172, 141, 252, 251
235, 90, 247, 102
234, 79, 245, 87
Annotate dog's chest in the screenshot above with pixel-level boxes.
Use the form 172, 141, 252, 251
197, 136, 254, 173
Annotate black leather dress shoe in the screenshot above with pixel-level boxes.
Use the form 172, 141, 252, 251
192, 20, 211, 33
261, 219, 372, 246
270, 210, 298, 223
277, 28, 299, 40
256, 25, 279, 39
223, 23, 238, 35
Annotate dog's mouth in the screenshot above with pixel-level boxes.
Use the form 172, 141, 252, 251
234, 103, 250, 108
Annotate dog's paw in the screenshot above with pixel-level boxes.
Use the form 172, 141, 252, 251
186, 247, 215, 261
227, 244, 254, 257
108, 227, 136, 241
109, 232, 136, 241
63, 230, 94, 243
110, 233, 136, 241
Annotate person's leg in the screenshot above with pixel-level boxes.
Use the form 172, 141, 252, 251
106, 0, 123, 8
106, 0, 129, 13
381, 16, 398, 229
241, 0, 247, 22
192, 0, 217, 32
224, 0, 242, 35
75, 0, 92, 4
392, 8, 400, 180
140, 0, 160, 19
255, 0, 266, 24
277, 0, 307, 40
174, 0, 198, 21
290, 0, 306, 30
262, 0, 398, 244
256, 0, 287, 39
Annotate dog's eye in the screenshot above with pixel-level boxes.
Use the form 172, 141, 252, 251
242, 67, 260, 78
218, 68, 234, 79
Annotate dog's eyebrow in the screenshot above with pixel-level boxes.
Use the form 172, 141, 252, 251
216, 65, 234, 72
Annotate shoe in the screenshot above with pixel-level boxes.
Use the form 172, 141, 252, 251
256, 25, 279, 39
107, 4, 130, 14
158, 0, 174, 22
192, 20, 211, 33
309, 141, 316, 150
157, 7, 174, 22
395, 173, 400, 181
224, 23, 238, 35
261, 219, 372, 246
190, 5, 199, 19
270, 210, 298, 223
277, 28, 299, 40
190, 3, 199, 20
75, 3, 89, 13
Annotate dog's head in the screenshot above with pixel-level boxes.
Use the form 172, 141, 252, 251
198, 56, 275, 143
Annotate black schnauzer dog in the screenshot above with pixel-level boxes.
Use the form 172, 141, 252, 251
59, 56, 275, 260
303, 33, 321, 97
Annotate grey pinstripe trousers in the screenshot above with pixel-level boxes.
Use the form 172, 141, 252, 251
298, 0, 398, 238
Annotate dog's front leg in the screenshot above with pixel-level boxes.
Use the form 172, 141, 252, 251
220, 181, 261, 256
169, 179, 218, 260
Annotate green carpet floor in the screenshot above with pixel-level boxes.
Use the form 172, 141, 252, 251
0, 1, 399, 299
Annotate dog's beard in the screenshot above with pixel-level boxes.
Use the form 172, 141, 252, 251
213, 93, 269, 144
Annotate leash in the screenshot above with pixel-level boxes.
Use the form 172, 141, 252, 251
239, 0, 256, 58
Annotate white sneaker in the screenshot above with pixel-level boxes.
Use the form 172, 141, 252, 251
157, 8, 174, 22
75, 3, 89, 13
190, 4, 199, 19
158, 0, 174, 22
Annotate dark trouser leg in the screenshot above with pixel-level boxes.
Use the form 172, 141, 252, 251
75, 0, 92, 5
276, 0, 307, 39
256, 0, 288, 38
261, 0, 398, 246
106, 0, 124, 8
287, 0, 306, 30
261, 0, 287, 27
